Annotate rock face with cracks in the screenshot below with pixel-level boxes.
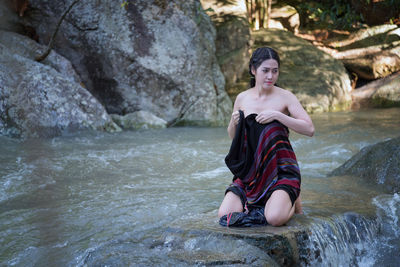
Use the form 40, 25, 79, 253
0, 30, 120, 138
27, 0, 232, 126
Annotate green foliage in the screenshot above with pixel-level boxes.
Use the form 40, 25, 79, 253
298, 0, 364, 30
292, 0, 400, 29
121, 1, 129, 8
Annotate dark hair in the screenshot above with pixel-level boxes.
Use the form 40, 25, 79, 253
249, 47, 280, 87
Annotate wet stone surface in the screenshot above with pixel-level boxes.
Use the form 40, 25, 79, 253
145, 211, 377, 266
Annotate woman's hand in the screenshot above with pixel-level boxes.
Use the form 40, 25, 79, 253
227, 110, 242, 139
231, 110, 241, 126
255, 110, 280, 124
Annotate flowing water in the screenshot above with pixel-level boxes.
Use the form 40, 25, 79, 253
1, 108, 400, 266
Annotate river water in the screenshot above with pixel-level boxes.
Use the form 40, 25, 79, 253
1, 108, 399, 266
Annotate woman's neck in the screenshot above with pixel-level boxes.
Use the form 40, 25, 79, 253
256, 85, 274, 98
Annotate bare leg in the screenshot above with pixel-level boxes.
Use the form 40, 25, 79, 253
218, 191, 243, 218
264, 190, 295, 226
294, 193, 303, 214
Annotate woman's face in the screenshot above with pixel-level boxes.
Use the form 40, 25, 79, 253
252, 59, 279, 89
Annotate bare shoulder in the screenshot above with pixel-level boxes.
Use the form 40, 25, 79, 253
275, 87, 298, 102
234, 88, 252, 104
236, 88, 253, 99
276, 86, 295, 97
276, 87, 311, 121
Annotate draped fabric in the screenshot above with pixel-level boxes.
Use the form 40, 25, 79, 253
225, 110, 301, 206
219, 207, 267, 227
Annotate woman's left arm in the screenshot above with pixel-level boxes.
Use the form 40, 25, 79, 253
255, 93, 314, 137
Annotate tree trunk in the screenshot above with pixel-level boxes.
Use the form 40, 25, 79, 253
252, 0, 257, 28
351, 71, 400, 109
319, 40, 400, 60
342, 49, 400, 80
266, 0, 272, 28
259, 0, 265, 29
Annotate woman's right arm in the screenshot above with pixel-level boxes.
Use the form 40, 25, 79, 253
227, 93, 243, 139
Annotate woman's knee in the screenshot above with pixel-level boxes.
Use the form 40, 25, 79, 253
217, 204, 227, 218
264, 210, 287, 226
264, 190, 294, 226
218, 191, 243, 218
217, 207, 227, 218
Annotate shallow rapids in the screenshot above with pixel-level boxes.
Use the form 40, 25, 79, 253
1, 108, 400, 266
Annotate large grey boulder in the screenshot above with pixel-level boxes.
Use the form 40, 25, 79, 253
251, 29, 352, 113
27, 0, 232, 126
0, 30, 120, 138
200, 0, 251, 88
0, 0, 20, 32
0, 1, 37, 41
330, 137, 400, 193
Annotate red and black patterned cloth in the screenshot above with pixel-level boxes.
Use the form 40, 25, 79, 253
225, 110, 301, 209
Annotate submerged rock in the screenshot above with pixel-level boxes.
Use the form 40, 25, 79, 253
111, 111, 167, 130
27, 0, 232, 126
0, 30, 120, 138
330, 136, 400, 193
250, 29, 352, 113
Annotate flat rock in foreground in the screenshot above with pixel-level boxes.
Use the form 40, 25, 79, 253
158, 209, 379, 266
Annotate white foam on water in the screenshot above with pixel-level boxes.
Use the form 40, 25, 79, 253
303, 214, 379, 267
305, 194, 400, 266
0, 162, 34, 202
191, 166, 230, 180
373, 193, 400, 237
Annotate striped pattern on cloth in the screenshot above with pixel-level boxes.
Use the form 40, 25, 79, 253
225, 110, 301, 206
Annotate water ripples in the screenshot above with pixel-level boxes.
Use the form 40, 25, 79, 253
1, 109, 400, 265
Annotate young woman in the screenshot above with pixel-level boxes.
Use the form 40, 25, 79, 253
218, 47, 314, 227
